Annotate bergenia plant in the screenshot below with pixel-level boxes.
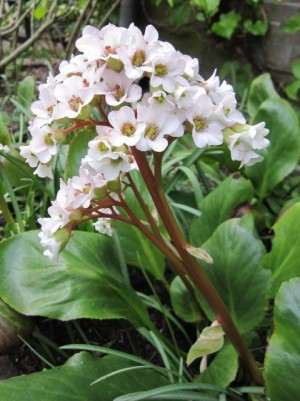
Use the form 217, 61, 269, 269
21, 23, 269, 384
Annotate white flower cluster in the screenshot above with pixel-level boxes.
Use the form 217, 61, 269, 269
21, 23, 269, 260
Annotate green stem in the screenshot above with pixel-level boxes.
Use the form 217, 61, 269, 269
0, 164, 24, 231
132, 148, 263, 385
0, 188, 15, 225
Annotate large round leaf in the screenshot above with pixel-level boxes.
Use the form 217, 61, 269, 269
0, 231, 150, 327
199, 219, 271, 333
246, 73, 279, 119
263, 202, 300, 296
190, 175, 253, 246
264, 278, 300, 401
0, 352, 168, 401
245, 99, 300, 198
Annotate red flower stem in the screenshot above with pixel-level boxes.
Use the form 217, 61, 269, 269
126, 172, 162, 239
132, 147, 264, 385
62, 120, 110, 134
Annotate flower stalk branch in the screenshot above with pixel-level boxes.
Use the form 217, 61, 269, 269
132, 148, 264, 385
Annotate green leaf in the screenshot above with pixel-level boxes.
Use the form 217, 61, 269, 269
211, 12, 241, 39
169, 3, 192, 27
264, 278, 300, 401
263, 203, 300, 296
199, 219, 271, 333
243, 19, 268, 36
0, 352, 167, 401
33, 6, 48, 20
194, 0, 220, 16
0, 298, 33, 355
190, 175, 253, 246
65, 130, 96, 179
292, 58, 300, 79
245, 99, 300, 198
284, 79, 300, 101
195, 342, 238, 387
282, 12, 300, 33
247, 73, 279, 118
187, 323, 224, 366
0, 231, 150, 327
0, 113, 11, 145
17, 76, 35, 109
116, 223, 165, 281
170, 276, 200, 323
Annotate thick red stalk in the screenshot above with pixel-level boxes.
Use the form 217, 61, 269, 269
131, 147, 264, 385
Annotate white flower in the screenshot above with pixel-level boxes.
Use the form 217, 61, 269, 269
108, 106, 145, 147
227, 122, 270, 167
82, 137, 137, 180
100, 69, 142, 106
136, 103, 183, 152
31, 85, 57, 126
53, 75, 96, 120
149, 50, 187, 93
58, 169, 107, 210
34, 163, 53, 179
174, 84, 206, 109
28, 125, 58, 164
117, 24, 159, 80
93, 208, 114, 236
214, 93, 246, 125
38, 200, 72, 260
186, 95, 224, 148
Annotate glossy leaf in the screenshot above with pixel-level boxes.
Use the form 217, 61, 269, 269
190, 175, 253, 246
264, 278, 300, 401
245, 99, 300, 198
198, 219, 271, 333
0, 231, 150, 327
65, 130, 96, 179
263, 202, 300, 296
247, 73, 279, 118
195, 342, 238, 387
0, 352, 167, 401
170, 276, 200, 323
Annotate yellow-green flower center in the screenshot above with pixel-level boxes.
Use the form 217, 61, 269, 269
132, 50, 146, 67
193, 117, 206, 132
145, 125, 158, 140
44, 133, 54, 146
155, 64, 168, 76
122, 123, 135, 137
99, 142, 109, 152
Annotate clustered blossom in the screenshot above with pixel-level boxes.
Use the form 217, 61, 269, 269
21, 23, 269, 260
